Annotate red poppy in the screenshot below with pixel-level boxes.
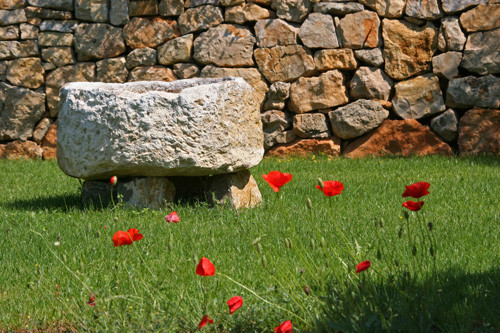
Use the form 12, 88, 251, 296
110, 176, 118, 186
275, 320, 293, 333
356, 260, 371, 273
87, 293, 95, 307
112, 228, 143, 247
198, 315, 214, 330
262, 171, 293, 192
402, 182, 430, 198
316, 180, 344, 196
403, 200, 424, 211
227, 296, 243, 315
127, 228, 144, 242
196, 257, 215, 276
165, 211, 180, 223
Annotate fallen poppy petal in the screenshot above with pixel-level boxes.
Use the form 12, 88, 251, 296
316, 180, 344, 197
165, 211, 180, 223
403, 200, 424, 211
87, 293, 95, 307
275, 320, 293, 333
227, 296, 243, 315
262, 171, 293, 192
112, 230, 133, 247
196, 257, 215, 276
402, 182, 430, 198
356, 260, 371, 273
198, 315, 214, 330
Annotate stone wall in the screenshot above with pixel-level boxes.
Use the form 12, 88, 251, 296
0, 0, 499, 160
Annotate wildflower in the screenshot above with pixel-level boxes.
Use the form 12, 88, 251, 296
356, 260, 371, 273
262, 171, 293, 192
112, 228, 143, 247
165, 211, 180, 223
402, 200, 424, 211
402, 182, 430, 198
198, 315, 214, 330
196, 257, 215, 276
275, 320, 293, 333
227, 296, 243, 315
315, 180, 344, 196
87, 293, 95, 307
110, 176, 118, 186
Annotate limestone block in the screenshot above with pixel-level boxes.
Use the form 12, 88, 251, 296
0, 25, 19, 40
0, 9, 27, 26
126, 47, 157, 69
392, 74, 445, 120
185, 0, 218, 7
0, 0, 26, 10
441, 0, 488, 13
33, 117, 53, 144
263, 82, 290, 111
264, 129, 296, 149
0, 40, 38, 60
289, 70, 348, 113
96, 57, 128, 83
266, 137, 341, 158
460, 4, 500, 32
24, 7, 73, 20
440, 16, 466, 51
128, 66, 175, 82
271, 0, 311, 23
460, 29, 500, 75
349, 66, 393, 100
26, 0, 74, 11
178, 5, 223, 35
39, 20, 78, 32
203, 170, 262, 209
20, 23, 38, 39
6, 57, 44, 89
293, 113, 330, 138
57, 78, 264, 179
430, 109, 458, 143
4, 140, 43, 159
74, 23, 126, 61
405, 0, 442, 20
159, 0, 184, 16
338, 10, 380, 49
129, 0, 158, 16
432, 52, 461, 80
314, 49, 358, 71
254, 19, 298, 48
225, 3, 273, 24
110, 0, 129, 26
299, 13, 338, 49
314, 2, 365, 15
173, 63, 199, 79
458, 108, 500, 156
354, 48, 384, 67
0, 82, 46, 140
75, 0, 108, 22
41, 47, 75, 67
329, 99, 388, 139
123, 17, 179, 49
38, 32, 73, 46
261, 110, 290, 132
446, 75, 500, 108
158, 34, 193, 66
193, 24, 256, 67
358, 0, 405, 18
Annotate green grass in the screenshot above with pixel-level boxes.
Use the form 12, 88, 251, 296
0, 156, 499, 332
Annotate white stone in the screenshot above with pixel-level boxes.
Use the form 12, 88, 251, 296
57, 77, 264, 179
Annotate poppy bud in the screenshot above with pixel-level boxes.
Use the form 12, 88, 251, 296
310, 238, 316, 250
428, 222, 433, 231
256, 243, 263, 254
398, 227, 403, 238
317, 178, 324, 189
304, 285, 310, 295
251, 237, 261, 246
412, 245, 417, 256
403, 211, 409, 219
284, 238, 292, 249
261, 255, 267, 268
110, 176, 118, 186
429, 246, 434, 257
320, 237, 326, 248
210, 235, 215, 246
376, 249, 381, 260
193, 254, 198, 264
379, 218, 384, 228
306, 198, 313, 210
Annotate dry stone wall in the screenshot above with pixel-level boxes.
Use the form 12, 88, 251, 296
1, 0, 499, 160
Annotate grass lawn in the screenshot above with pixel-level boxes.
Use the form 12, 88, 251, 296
0, 156, 499, 332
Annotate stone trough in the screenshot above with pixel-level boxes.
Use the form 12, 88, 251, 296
57, 77, 264, 209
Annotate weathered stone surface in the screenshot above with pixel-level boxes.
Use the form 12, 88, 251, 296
289, 70, 348, 113
271, 0, 311, 23
41, 121, 57, 159
358, 0, 405, 18
0, 83, 46, 140
459, 4, 500, 32
20, 23, 38, 39
338, 10, 380, 49
39, 20, 78, 32
430, 109, 458, 143
203, 170, 262, 209
75, 0, 108, 22
329, 99, 388, 139
45, 63, 95, 116
314, 2, 365, 15
42, 62, 56, 71
123, 17, 179, 49
0, 40, 38, 60
254, 45, 315, 83
266, 137, 341, 158
27, 0, 73, 11
38, 32, 73, 46
405, 0, 442, 20
0, 144, 5, 158
261, 110, 290, 131
441, 0, 488, 14
298, 13, 338, 49
193, 24, 255, 67
200, 65, 268, 107
185, 0, 218, 7
446, 75, 500, 108
178, 5, 223, 34
354, 48, 384, 67
41, 47, 75, 67
158, 34, 193, 65
458, 108, 500, 156
350, 66, 392, 101
0, 25, 19, 40
313, 48, 357, 72
392, 74, 445, 120
110, 0, 129, 25
75, 24, 126, 61
6, 57, 44, 89
432, 52, 461, 80
82, 177, 176, 209
225, 3, 273, 24
0, 9, 27, 26
344, 119, 453, 158
254, 19, 298, 48
220, 0, 244, 6
24, 6, 72, 20
158, 0, 184, 16
128, 66, 175, 82
32, 117, 53, 144
126, 47, 157, 69
96, 57, 128, 83
4, 140, 43, 159
57, 78, 263, 179
293, 113, 330, 138
382, 19, 437, 80
129, 0, 158, 16
173, 63, 199, 79
263, 81, 290, 110
0, 0, 26, 10
439, 16, 466, 51
264, 129, 296, 149
460, 29, 500, 74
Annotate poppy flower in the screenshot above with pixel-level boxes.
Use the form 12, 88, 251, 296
356, 260, 371, 273
403, 200, 424, 211
127, 228, 144, 242
227, 296, 243, 315
165, 211, 180, 223
262, 171, 293, 192
110, 176, 118, 186
402, 182, 430, 198
198, 315, 214, 330
275, 320, 293, 333
196, 257, 215, 276
316, 180, 344, 196
112, 228, 143, 247
87, 293, 95, 307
